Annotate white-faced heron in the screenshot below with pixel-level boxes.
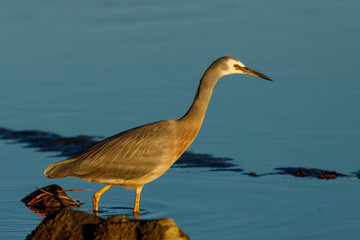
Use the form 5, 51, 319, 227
44, 56, 272, 217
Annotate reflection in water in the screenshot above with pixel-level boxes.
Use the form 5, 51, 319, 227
93, 208, 142, 219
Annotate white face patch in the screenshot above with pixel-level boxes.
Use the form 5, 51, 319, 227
219, 58, 246, 76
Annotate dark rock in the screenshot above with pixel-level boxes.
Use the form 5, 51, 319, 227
95, 215, 190, 240
26, 209, 190, 240
26, 209, 101, 240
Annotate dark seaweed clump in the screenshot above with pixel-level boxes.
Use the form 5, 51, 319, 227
21, 184, 83, 216
275, 167, 348, 179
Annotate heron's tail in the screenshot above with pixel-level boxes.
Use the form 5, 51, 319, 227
44, 158, 77, 179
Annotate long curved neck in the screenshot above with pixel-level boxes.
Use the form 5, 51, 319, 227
172, 68, 222, 160
178, 68, 221, 128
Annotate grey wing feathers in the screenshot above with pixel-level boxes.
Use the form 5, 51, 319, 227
44, 158, 78, 179
44, 120, 175, 181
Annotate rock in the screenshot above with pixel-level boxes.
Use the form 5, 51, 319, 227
95, 215, 190, 240
26, 209, 190, 240
26, 209, 100, 240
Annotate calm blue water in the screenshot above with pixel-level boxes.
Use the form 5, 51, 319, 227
1, 0, 360, 239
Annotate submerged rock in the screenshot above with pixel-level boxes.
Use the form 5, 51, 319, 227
26, 209, 190, 240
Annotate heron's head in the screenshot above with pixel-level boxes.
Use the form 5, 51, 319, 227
214, 56, 273, 81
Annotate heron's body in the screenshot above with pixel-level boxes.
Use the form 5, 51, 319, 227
44, 56, 272, 216
46, 119, 198, 187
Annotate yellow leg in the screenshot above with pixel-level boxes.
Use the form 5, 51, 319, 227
93, 184, 112, 214
133, 186, 143, 219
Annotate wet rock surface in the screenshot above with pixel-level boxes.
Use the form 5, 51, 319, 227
26, 209, 190, 240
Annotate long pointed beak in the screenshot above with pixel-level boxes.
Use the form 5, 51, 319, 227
240, 66, 273, 81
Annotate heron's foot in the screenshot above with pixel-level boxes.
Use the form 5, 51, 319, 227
133, 210, 139, 220
93, 209, 99, 217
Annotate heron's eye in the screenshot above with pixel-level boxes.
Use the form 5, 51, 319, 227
234, 64, 241, 69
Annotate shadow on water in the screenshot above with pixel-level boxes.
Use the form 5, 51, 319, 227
3, 126, 358, 238
1, 127, 360, 179
0, 127, 234, 169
